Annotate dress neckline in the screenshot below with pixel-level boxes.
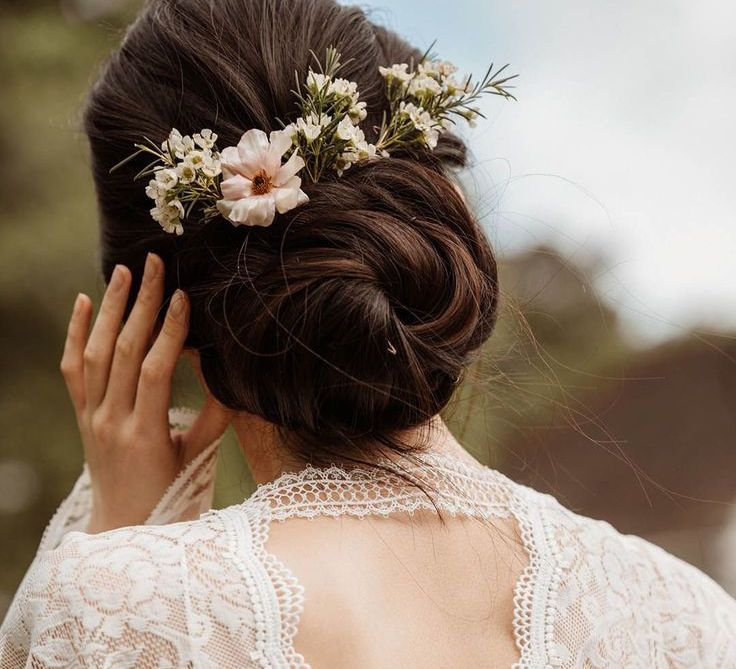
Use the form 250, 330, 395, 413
242, 450, 515, 522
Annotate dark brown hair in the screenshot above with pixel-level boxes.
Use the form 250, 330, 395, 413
83, 0, 499, 468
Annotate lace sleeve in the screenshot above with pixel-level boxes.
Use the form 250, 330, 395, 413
0, 511, 280, 669
37, 406, 220, 552
517, 486, 736, 669
624, 533, 736, 666
1, 524, 204, 668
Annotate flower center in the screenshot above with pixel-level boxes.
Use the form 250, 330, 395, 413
252, 170, 273, 195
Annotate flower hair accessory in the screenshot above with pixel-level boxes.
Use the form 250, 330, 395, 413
114, 46, 516, 234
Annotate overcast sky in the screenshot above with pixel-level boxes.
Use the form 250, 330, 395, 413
359, 0, 736, 343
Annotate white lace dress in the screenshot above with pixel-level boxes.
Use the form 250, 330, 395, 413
1, 408, 735, 668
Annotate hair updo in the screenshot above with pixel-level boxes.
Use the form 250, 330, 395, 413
83, 0, 499, 467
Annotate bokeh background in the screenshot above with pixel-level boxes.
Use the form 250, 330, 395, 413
1, 0, 735, 617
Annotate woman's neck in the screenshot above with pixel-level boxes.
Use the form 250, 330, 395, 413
231, 411, 475, 485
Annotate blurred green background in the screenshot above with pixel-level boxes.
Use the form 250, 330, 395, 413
1, 0, 734, 618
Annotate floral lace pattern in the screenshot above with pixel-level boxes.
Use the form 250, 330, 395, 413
2, 409, 736, 668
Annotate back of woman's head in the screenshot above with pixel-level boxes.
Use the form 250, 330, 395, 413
84, 0, 499, 466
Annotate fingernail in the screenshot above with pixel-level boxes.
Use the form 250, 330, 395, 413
144, 253, 160, 281
169, 290, 188, 320
73, 293, 83, 312
109, 265, 125, 290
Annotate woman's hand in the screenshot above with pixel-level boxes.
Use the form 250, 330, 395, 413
60, 253, 232, 533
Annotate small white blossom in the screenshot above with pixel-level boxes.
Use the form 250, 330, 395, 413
162, 129, 195, 159
177, 162, 197, 184
145, 181, 164, 200
160, 128, 182, 154
379, 63, 413, 84
424, 127, 440, 148
306, 71, 330, 94
193, 128, 217, 149
462, 106, 481, 127
335, 116, 359, 142
399, 101, 440, 149
419, 59, 458, 78
442, 76, 464, 96
176, 135, 195, 158
295, 115, 327, 142
201, 151, 222, 178
329, 77, 359, 102
348, 101, 367, 124
354, 139, 377, 160
150, 199, 184, 235
407, 73, 442, 97
335, 150, 356, 176
154, 168, 178, 190
184, 150, 206, 170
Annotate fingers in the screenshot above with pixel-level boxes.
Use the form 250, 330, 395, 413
104, 253, 165, 410
60, 293, 93, 413
83, 265, 132, 408
179, 395, 234, 463
133, 289, 190, 421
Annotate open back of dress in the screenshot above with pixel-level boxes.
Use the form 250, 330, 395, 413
266, 502, 525, 667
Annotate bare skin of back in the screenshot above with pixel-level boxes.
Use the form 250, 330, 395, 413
266, 509, 527, 668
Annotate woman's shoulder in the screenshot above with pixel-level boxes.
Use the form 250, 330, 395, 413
0, 511, 267, 668
505, 475, 736, 666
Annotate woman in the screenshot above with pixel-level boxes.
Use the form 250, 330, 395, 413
1, 0, 735, 666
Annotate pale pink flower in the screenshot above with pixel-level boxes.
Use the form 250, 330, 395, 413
216, 129, 308, 227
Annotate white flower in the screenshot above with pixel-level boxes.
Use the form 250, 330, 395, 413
424, 127, 440, 149
201, 151, 222, 178
184, 150, 206, 170
161, 128, 182, 154
462, 106, 482, 128
162, 128, 195, 159
335, 116, 359, 142
145, 181, 163, 201
379, 63, 413, 84
216, 128, 309, 227
294, 115, 328, 142
154, 168, 179, 190
150, 199, 184, 235
176, 135, 195, 158
442, 76, 464, 96
419, 59, 458, 78
176, 162, 197, 184
333, 121, 377, 175
354, 139, 377, 160
306, 71, 330, 94
399, 101, 440, 149
329, 77, 359, 102
348, 101, 367, 124
407, 73, 442, 97
335, 150, 356, 176
193, 128, 217, 149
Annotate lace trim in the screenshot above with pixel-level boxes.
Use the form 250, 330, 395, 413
247, 452, 513, 523
212, 504, 308, 669
146, 407, 220, 525
509, 486, 566, 669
